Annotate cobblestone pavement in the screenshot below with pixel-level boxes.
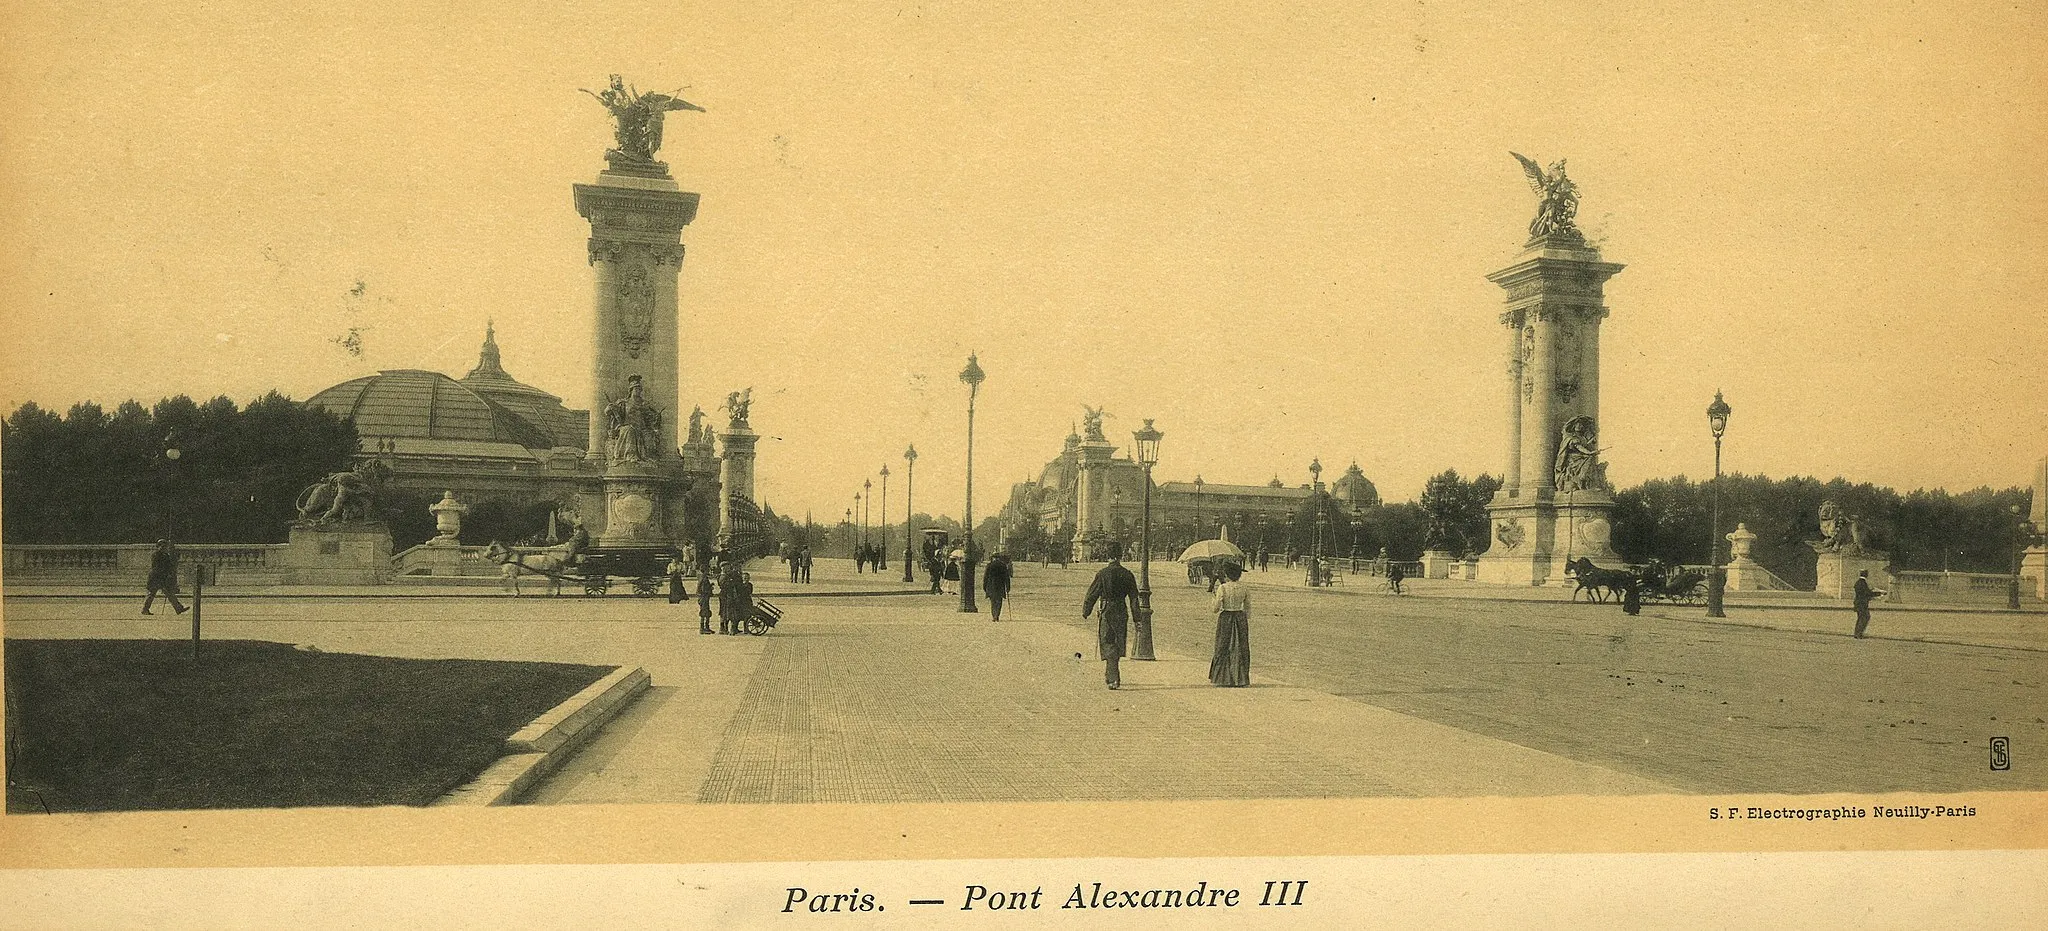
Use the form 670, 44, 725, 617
1026, 563, 2047, 794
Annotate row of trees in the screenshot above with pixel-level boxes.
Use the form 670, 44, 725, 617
3, 395, 358, 544
1612, 474, 2031, 589
7, 394, 2030, 583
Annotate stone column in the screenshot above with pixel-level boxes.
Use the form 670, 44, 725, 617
719, 420, 759, 535
1478, 238, 1626, 585
575, 176, 698, 469
1503, 311, 1524, 495
576, 160, 699, 546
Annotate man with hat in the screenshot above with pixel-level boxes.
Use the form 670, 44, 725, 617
1081, 541, 1141, 690
1852, 569, 1886, 639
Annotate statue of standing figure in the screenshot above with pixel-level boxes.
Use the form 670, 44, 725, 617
605, 374, 662, 462
687, 405, 707, 445
1553, 415, 1607, 493
582, 74, 704, 166
1512, 152, 1583, 242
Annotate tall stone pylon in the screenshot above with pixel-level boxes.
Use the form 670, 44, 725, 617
574, 77, 702, 545
1476, 155, 1627, 585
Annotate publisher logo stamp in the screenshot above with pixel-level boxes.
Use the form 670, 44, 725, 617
1990, 736, 2010, 771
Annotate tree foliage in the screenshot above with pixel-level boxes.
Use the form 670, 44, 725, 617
3, 393, 359, 544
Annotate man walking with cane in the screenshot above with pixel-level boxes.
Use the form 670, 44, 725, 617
1081, 542, 1141, 690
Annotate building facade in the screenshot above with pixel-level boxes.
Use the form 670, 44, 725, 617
997, 424, 1374, 561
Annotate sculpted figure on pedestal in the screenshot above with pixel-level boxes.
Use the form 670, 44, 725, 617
723, 388, 753, 426
294, 461, 389, 524
1553, 416, 1607, 493
1512, 152, 1582, 242
1810, 499, 1872, 555
1081, 405, 1109, 442
582, 74, 704, 166
605, 374, 662, 462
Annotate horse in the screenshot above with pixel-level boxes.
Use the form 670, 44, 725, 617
1565, 557, 1632, 603
484, 540, 576, 597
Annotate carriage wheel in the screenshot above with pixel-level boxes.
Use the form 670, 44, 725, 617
632, 576, 661, 597
1686, 581, 1708, 606
583, 576, 609, 597
744, 614, 769, 636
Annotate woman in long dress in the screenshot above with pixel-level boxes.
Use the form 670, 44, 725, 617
1209, 561, 1251, 687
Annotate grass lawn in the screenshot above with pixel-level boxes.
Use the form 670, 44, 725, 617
4, 639, 612, 812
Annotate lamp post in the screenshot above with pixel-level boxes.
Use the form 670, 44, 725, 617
1132, 419, 1163, 661
862, 479, 872, 566
2009, 504, 2029, 611
1309, 458, 1324, 587
1706, 391, 1732, 618
958, 354, 985, 613
878, 466, 890, 571
902, 445, 918, 583
855, 490, 865, 570
844, 507, 854, 559
1193, 475, 1205, 542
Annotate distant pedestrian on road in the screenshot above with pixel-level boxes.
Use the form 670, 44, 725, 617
1852, 570, 1886, 638
667, 554, 690, 605
926, 548, 944, 594
800, 548, 813, 583
141, 538, 188, 615
1620, 574, 1641, 615
983, 552, 1014, 621
1209, 561, 1251, 687
1082, 541, 1141, 690
696, 561, 715, 635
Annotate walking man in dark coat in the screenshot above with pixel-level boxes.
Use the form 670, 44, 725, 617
1081, 542, 1142, 690
1852, 570, 1886, 638
983, 552, 1014, 621
141, 539, 188, 615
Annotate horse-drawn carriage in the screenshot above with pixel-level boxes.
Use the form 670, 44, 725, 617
1565, 557, 1707, 606
1634, 560, 1708, 606
485, 541, 683, 597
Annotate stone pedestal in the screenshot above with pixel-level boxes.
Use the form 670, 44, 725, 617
1420, 550, 1455, 579
2023, 547, 2046, 601
600, 461, 672, 547
282, 521, 392, 585
1478, 488, 1626, 585
1723, 522, 1789, 591
1473, 235, 1626, 585
1814, 551, 1892, 599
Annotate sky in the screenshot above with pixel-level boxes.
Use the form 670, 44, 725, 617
2, 0, 2043, 525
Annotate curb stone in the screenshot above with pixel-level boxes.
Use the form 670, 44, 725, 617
434, 665, 650, 806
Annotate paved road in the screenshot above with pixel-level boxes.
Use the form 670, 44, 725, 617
1026, 564, 2046, 794
7, 560, 2039, 803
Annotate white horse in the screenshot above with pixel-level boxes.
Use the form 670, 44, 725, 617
484, 540, 575, 597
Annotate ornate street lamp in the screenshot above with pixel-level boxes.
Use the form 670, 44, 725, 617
844, 507, 854, 559
862, 479, 872, 566
1308, 457, 1325, 587
878, 465, 890, 571
1706, 391, 1732, 618
902, 445, 918, 583
1193, 474, 1205, 542
958, 354, 986, 613
1131, 419, 1163, 661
